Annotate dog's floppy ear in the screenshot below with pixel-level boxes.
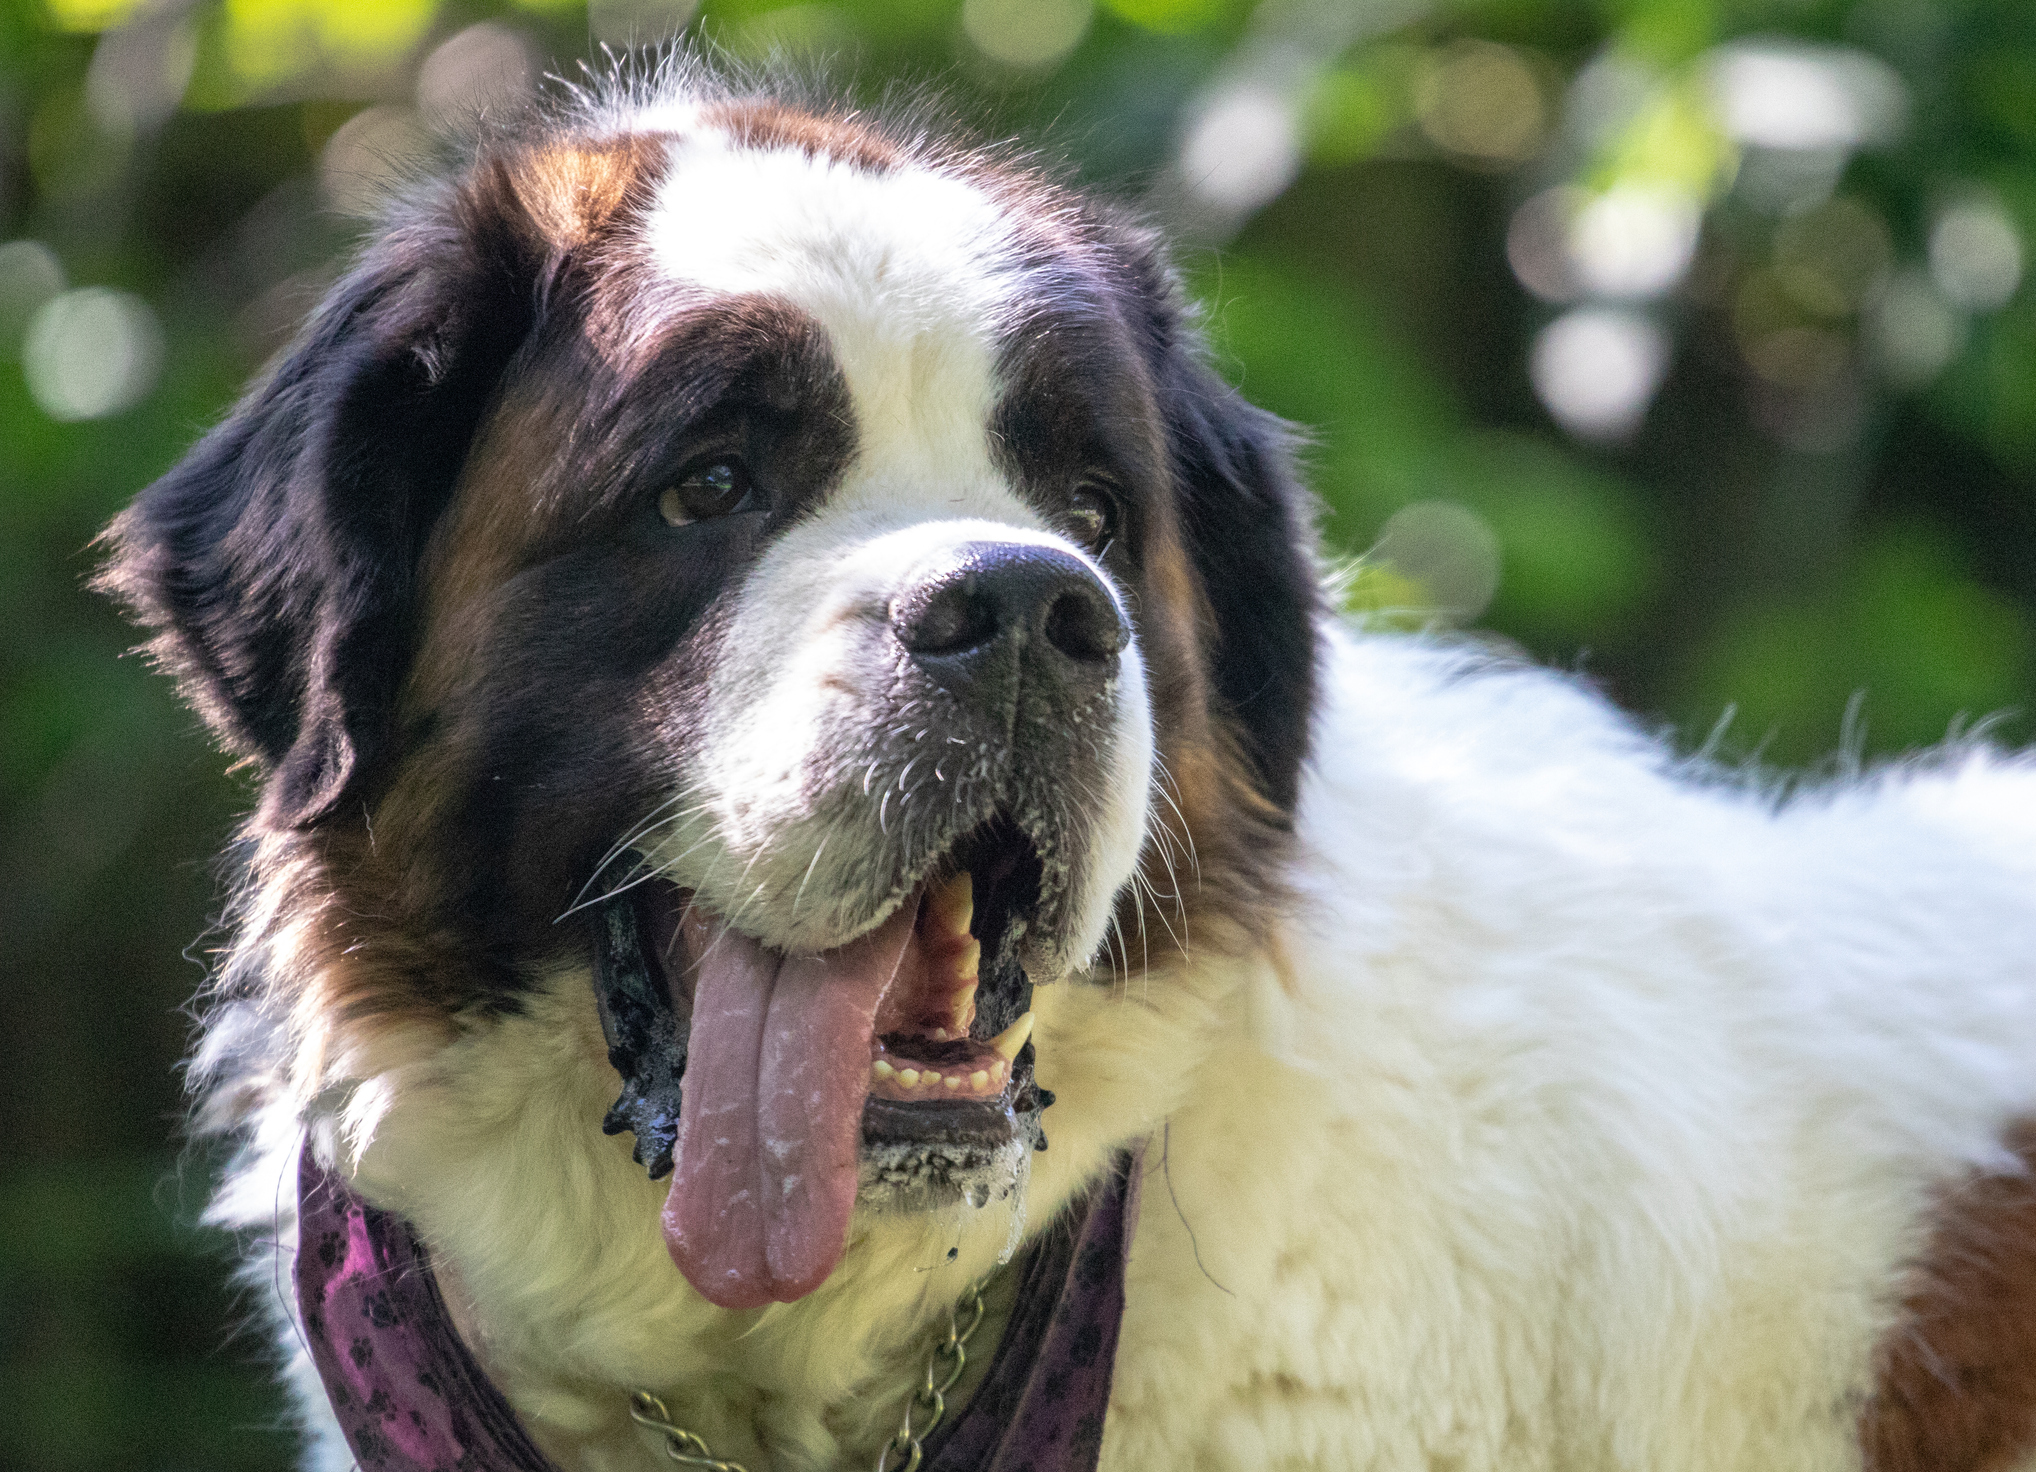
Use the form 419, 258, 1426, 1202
1158, 327, 1322, 820
100, 157, 563, 829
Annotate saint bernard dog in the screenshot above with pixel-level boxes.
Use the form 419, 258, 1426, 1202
104, 59, 2036, 1472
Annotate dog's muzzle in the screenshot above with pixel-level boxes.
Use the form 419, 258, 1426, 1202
596, 534, 1134, 1314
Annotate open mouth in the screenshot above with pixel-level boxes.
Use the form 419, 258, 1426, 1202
869, 816, 1045, 1100
628, 816, 1051, 1309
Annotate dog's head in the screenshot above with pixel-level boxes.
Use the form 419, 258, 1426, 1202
103, 73, 1317, 1310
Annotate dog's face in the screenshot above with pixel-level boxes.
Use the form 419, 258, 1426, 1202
104, 82, 1317, 1312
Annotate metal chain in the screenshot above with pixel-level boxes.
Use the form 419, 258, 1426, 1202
625, 1277, 990, 1472
629, 1391, 751, 1472
875, 1278, 988, 1472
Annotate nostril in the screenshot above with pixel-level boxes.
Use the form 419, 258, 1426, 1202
893, 577, 997, 656
1042, 585, 1127, 664
892, 542, 1127, 677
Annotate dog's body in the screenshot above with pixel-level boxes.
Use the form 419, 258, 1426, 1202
108, 65, 2036, 1472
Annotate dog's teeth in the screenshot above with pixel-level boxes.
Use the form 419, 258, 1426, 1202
989, 1012, 1034, 1063
928, 872, 973, 938
969, 1069, 989, 1090
899, 1068, 921, 1088
931, 1027, 950, 1041
872, 1059, 896, 1082
957, 936, 981, 981
990, 1060, 1007, 1083
945, 1075, 963, 1090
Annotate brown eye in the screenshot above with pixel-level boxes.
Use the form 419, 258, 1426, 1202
658, 459, 755, 526
1066, 481, 1120, 552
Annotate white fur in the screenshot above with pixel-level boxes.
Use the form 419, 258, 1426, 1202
226, 621, 2036, 1469
1102, 630, 2036, 1469
211, 103, 2036, 1472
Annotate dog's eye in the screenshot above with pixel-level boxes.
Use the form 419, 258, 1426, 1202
1065, 481, 1120, 553
659, 460, 756, 526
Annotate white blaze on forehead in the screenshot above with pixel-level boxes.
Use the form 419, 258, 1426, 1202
642, 122, 1024, 493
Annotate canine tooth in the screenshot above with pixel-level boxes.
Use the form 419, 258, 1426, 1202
899, 1069, 920, 1088
989, 1012, 1035, 1063
872, 1060, 896, 1082
931, 1027, 950, 1042
928, 872, 973, 938
957, 937, 981, 981
969, 1070, 989, 1090
945, 1076, 963, 1090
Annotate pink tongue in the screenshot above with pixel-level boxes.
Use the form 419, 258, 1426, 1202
662, 898, 918, 1308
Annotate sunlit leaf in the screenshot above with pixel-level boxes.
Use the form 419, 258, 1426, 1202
37, 0, 143, 33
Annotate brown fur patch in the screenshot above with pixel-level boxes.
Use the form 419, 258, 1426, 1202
1109, 532, 1292, 980
1860, 1119, 2036, 1472
500, 133, 667, 254
703, 99, 906, 172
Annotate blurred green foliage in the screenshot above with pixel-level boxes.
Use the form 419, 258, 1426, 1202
3, 0, 2034, 1466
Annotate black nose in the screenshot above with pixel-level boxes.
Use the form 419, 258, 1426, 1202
890, 542, 1127, 701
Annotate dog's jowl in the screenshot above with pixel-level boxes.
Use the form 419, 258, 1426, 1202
103, 63, 2036, 1472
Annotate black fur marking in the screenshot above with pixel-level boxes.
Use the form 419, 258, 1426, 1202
102, 175, 547, 828
590, 872, 689, 1180
1013, 1042, 1053, 1152
1163, 353, 1321, 817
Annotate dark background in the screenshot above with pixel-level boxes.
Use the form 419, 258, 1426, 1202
5, 0, 2034, 1465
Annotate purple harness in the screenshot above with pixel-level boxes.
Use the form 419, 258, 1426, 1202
296, 1146, 1141, 1471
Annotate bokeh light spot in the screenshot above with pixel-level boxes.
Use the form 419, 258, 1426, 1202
86, 12, 198, 137
1930, 197, 2024, 313
1179, 85, 1300, 218
0, 241, 68, 357
23, 287, 164, 422
39, 0, 141, 32
1508, 186, 1585, 304
1415, 39, 1547, 166
320, 106, 431, 218
1374, 500, 1502, 624
591, 0, 700, 46
1732, 269, 1850, 389
314, 0, 438, 65
1530, 308, 1670, 441
417, 23, 536, 134
1743, 324, 1850, 391
1707, 42, 1905, 153
1869, 269, 1965, 388
1773, 195, 1892, 317
222, 0, 439, 96
962, 0, 1092, 71
1567, 184, 1701, 300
